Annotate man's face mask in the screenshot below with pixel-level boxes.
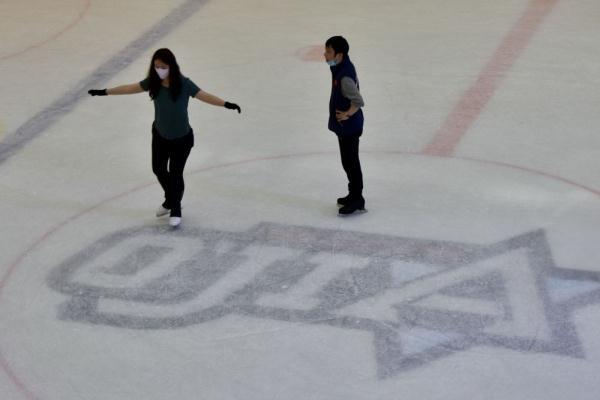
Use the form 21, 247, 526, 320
324, 46, 339, 67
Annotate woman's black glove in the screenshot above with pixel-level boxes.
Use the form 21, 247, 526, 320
224, 102, 241, 113
88, 89, 107, 96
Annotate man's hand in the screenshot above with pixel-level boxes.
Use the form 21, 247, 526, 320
336, 110, 350, 122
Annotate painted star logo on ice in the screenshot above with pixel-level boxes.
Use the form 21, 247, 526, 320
47, 223, 600, 378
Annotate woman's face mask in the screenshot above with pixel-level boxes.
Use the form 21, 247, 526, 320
155, 66, 169, 80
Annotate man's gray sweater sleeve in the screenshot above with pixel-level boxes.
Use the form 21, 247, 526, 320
340, 77, 365, 108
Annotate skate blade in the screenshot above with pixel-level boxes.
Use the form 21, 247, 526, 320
338, 208, 368, 217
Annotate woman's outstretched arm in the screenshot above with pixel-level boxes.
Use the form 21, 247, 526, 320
88, 83, 144, 96
195, 90, 241, 113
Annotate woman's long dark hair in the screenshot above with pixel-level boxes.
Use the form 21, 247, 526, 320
147, 48, 182, 101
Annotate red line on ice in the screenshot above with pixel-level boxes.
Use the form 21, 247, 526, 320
422, 0, 559, 156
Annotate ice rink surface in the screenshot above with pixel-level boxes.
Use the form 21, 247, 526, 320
1, 0, 599, 399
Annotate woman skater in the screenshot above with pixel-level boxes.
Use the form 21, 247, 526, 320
88, 48, 241, 227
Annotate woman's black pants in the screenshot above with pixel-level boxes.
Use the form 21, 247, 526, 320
151, 126, 194, 217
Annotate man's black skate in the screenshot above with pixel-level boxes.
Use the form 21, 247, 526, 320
338, 196, 366, 216
337, 194, 352, 207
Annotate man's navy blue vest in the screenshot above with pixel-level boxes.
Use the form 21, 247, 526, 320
328, 55, 364, 136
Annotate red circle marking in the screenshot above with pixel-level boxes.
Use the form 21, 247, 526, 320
0, 151, 598, 399
295, 45, 325, 62
0, 0, 92, 62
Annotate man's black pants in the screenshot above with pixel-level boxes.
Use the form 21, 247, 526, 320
338, 131, 363, 198
152, 125, 194, 217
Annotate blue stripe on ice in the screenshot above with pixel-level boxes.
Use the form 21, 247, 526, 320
546, 278, 600, 302
391, 261, 441, 286
400, 328, 458, 356
0, 0, 209, 166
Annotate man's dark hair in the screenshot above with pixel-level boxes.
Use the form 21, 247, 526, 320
325, 36, 349, 56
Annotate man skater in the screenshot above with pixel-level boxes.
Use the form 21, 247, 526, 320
324, 36, 366, 216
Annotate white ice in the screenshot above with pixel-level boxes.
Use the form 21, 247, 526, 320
1, 0, 600, 399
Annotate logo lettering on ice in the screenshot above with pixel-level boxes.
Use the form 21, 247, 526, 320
47, 222, 600, 378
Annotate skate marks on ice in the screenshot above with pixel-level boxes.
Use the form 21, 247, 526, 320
47, 222, 600, 378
